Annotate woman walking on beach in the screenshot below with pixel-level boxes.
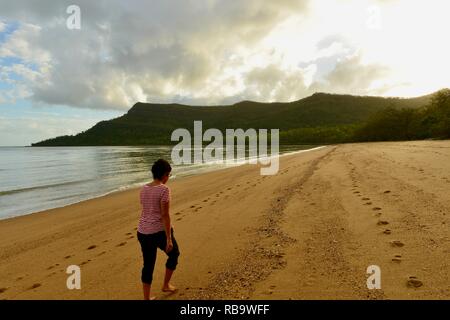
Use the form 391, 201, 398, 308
137, 159, 180, 300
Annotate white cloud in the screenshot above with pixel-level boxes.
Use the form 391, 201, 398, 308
0, 0, 449, 113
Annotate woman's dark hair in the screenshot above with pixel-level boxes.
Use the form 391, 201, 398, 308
151, 159, 172, 180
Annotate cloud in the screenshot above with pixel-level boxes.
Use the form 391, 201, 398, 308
310, 53, 391, 96
242, 64, 311, 102
1, 0, 449, 114
0, 0, 311, 110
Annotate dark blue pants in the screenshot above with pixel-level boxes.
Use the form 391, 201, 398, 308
137, 227, 180, 285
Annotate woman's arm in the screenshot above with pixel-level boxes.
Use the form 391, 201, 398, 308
161, 198, 173, 252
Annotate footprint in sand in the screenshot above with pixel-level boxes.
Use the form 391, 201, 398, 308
362, 198, 370, 201
372, 207, 382, 211
392, 255, 402, 263
176, 217, 182, 221
407, 276, 423, 288
384, 190, 391, 194
377, 220, 389, 226
364, 202, 373, 206
116, 242, 127, 247
64, 255, 72, 259
383, 229, 392, 235
125, 232, 132, 236
87, 245, 97, 250
390, 240, 405, 247
28, 283, 41, 290
175, 212, 182, 215
190, 205, 196, 209
97, 251, 106, 256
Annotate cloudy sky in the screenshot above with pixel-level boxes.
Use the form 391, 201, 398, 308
0, 0, 449, 146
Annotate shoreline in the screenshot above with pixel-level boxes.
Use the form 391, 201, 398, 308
0, 145, 326, 222
0, 140, 448, 300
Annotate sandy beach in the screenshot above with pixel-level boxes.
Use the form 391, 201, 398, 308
0, 141, 449, 300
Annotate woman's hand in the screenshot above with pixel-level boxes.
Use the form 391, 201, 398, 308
165, 239, 173, 253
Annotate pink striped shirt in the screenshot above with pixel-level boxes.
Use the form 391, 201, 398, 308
138, 184, 171, 235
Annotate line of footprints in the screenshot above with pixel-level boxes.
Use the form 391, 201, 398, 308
0, 230, 139, 296
172, 177, 269, 222
2, 179, 275, 296
349, 164, 423, 289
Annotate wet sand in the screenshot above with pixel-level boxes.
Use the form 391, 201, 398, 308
0, 141, 449, 299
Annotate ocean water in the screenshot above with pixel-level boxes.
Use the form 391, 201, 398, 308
0, 145, 321, 220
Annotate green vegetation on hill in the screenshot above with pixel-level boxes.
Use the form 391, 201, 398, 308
353, 89, 450, 142
32, 91, 443, 146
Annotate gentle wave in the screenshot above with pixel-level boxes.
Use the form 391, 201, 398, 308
0, 178, 96, 196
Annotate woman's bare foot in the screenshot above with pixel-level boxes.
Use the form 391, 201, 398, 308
162, 283, 177, 293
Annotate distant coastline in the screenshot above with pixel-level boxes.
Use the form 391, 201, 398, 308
31, 91, 441, 147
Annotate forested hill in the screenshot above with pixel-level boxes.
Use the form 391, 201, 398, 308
31, 92, 434, 146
